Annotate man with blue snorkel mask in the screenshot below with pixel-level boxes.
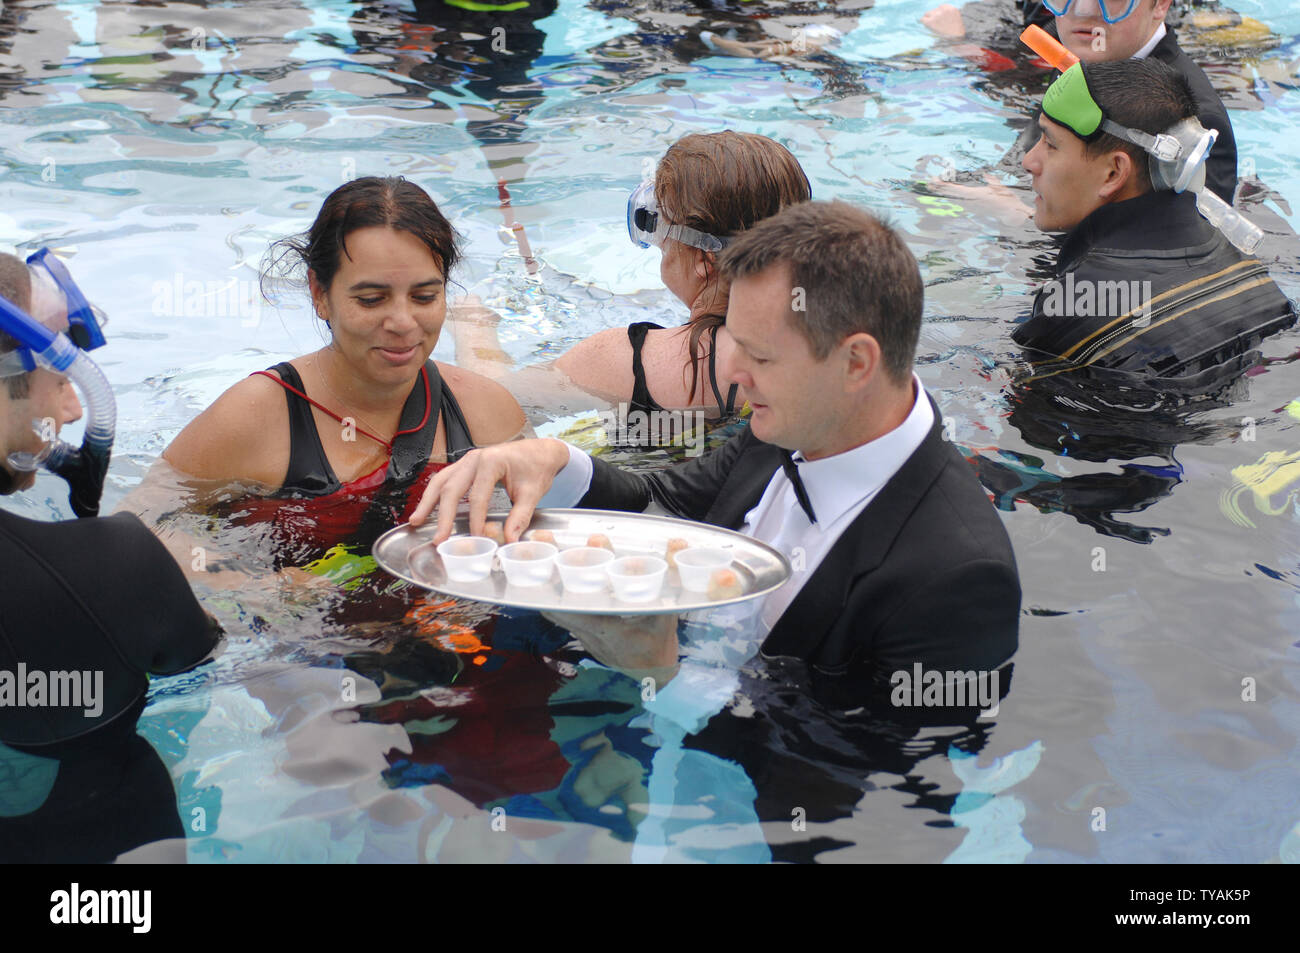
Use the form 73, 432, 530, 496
0, 249, 113, 514
1013, 58, 1294, 387
0, 251, 219, 759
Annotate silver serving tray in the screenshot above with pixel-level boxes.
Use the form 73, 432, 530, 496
372, 509, 791, 615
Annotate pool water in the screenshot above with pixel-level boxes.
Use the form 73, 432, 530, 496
2, 0, 1299, 863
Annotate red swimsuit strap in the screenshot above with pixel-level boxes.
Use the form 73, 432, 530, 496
253, 367, 429, 453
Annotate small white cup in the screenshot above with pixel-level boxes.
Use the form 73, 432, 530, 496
606, 555, 668, 603
555, 546, 616, 593
437, 536, 497, 582
673, 547, 733, 593
498, 541, 558, 587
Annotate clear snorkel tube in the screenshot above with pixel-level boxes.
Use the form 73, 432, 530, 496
0, 250, 116, 517
1112, 116, 1264, 255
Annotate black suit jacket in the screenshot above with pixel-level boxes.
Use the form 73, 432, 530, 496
579, 395, 1021, 702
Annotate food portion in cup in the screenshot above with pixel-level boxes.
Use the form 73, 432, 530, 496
555, 545, 616, 593
706, 567, 744, 601
606, 555, 668, 603
498, 541, 558, 587
664, 537, 690, 569
674, 547, 733, 592
436, 535, 498, 582
586, 533, 615, 552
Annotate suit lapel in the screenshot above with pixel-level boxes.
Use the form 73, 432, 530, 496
704, 440, 787, 529
760, 399, 952, 661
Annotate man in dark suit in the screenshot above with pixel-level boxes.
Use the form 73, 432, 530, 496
411, 200, 1020, 708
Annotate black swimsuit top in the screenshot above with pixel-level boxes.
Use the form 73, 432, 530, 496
266, 360, 475, 497
627, 321, 739, 417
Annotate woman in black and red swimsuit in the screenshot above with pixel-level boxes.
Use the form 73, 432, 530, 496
163, 176, 526, 547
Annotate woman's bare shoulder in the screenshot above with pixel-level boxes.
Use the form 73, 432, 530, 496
163, 370, 290, 486
437, 361, 527, 445
552, 328, 637, 401
641, 324, 707, 410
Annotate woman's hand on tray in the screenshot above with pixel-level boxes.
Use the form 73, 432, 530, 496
410, 438, 571, 543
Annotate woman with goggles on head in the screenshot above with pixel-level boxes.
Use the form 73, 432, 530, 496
453, 131, 811, 429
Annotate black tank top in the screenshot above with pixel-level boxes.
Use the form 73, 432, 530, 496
627, 322, 739, 417
268, 360, 475, 497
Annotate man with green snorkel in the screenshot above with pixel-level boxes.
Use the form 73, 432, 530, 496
0, 251, 218, 762
1012, 57, 1294, 386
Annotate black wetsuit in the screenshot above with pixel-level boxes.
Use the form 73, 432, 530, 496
0, 509, 217, 747
627, 322, 739, 417
0, 508, 218, 861
1012, 189, 1296, 388
266, 360, 475, 497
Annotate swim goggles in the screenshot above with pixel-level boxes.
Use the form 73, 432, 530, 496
0, 248, 107, 378
1041, 0, 1140, 25
627, 181, 729, 253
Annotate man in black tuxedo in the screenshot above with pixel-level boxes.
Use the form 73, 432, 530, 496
411, 200, 1020, 707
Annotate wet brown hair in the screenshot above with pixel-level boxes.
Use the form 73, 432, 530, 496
654, 132, 811, 403
264, 176, 460, 301
0, 253, 32, 399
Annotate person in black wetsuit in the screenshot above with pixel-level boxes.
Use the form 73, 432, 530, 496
162, 177, 526, 540
0, 252, 219, 862
451, 132, 811, 437
1013, 58, 1295, 387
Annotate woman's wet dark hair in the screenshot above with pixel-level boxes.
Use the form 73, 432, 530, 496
263, 176, 460, 300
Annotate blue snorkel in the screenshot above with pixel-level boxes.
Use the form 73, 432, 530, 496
0, 249, 116, 517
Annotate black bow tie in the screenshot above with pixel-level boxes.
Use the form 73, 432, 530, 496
781, 452, 817, 524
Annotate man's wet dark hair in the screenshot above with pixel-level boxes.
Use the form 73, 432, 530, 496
719, 200, 922, 386
0, 253, 32, 400
263, 176, 460, 299
1080, 58, 1198, 192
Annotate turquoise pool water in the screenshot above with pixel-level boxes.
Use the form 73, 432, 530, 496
2, 0, 1299, 862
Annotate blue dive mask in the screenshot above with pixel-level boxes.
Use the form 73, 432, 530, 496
1042, 0, 1140, 25
0, 248, 107, 377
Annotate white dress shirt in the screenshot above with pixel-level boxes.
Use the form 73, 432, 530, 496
1134, 22, 1166, 60
740, 374, 934, 627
